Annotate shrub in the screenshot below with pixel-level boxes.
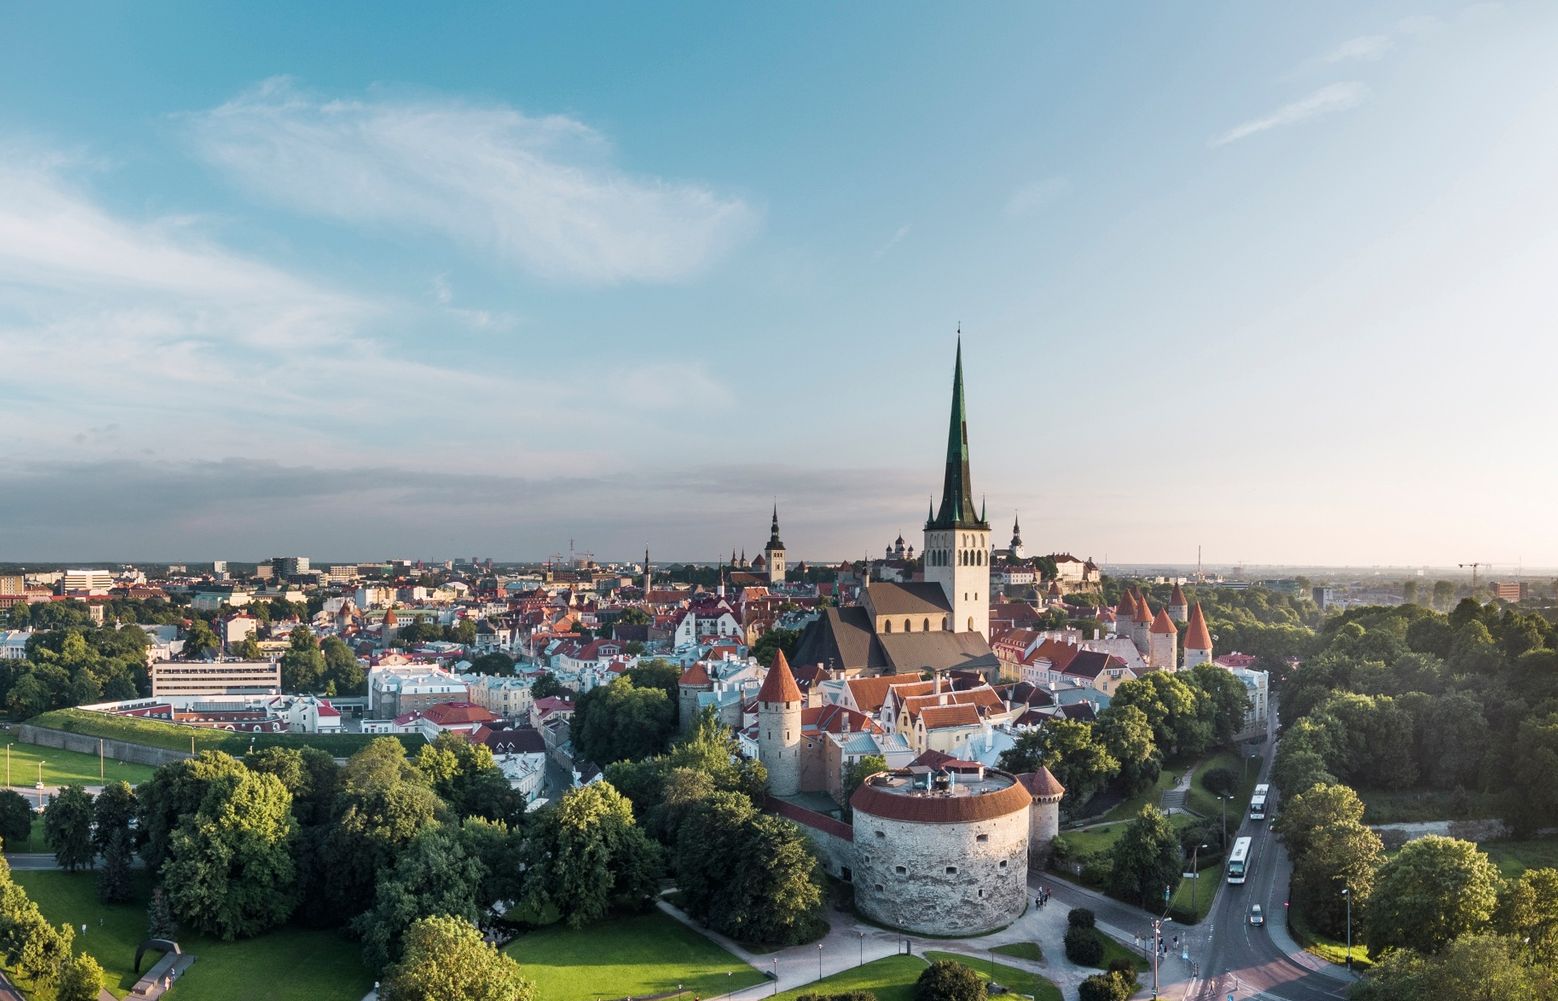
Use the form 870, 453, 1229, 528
1077, 971, 1133, 1001
915, 959, 986, 1001
1068, 907, 1096, 929
799, 994, 877, 1001
1064, 926, 1104, 966
1107, 957, 1137, 981
1201, 766, 1238, 797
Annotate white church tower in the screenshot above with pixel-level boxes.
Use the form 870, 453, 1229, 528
923, 339, 992, 639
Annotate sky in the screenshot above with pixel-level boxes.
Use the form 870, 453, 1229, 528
2, 2, 1556, 568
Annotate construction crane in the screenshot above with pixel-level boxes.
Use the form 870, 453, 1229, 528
1458, 562, 1486, 588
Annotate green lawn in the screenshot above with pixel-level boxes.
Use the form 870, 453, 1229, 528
770, 954, 926, 1001
1057, 810, 1201, 859
2, 814, 47, 853
14, 870, 372, 1000
1184, 748, 1263, 822
1167, 867, 1219, 924
1090, 762, 1185, 825
992, 941, 1043, 962
924, 950, 1061, 1001
1482, 837, 1558, 879
1082, 930, 1150, 973
505, 911, 764, 1001
1289, 908, 1371, 970
0, 735, 156, 789
27, 709, 421, 758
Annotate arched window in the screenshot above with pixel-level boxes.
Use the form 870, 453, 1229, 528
968, 616, 975, 631
923, 618, 931, 631
943, 616, 950, 630
904, 618, 913, 633
883, 619, 892, 633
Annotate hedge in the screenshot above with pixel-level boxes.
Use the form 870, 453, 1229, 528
27, 708, 424, 758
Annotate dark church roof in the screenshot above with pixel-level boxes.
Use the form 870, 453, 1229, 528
793, 606, 889, 672
925, 338, 989, 532
865, 581, 951, 616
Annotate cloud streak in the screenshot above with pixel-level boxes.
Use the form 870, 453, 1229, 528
1210, 82, 1367, 147
184, 78, 761, 285
1320, 35, 1393, 63
1004, 176, 1070, 219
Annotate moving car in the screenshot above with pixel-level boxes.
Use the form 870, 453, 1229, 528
1249, 904, 1264, 927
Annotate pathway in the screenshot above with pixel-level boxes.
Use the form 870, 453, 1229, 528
661, 883, 1102, 1001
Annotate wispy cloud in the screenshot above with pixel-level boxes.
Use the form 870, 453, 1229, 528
1003, 177, 1070, 219
1210, 82, 1368, 147
1320, 35, 1392, 63
873, 223, 910, 259
184, 78, 761, 285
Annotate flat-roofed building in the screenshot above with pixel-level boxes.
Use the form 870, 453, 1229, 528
150, 659, 281, 698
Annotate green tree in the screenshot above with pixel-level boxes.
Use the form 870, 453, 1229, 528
1495, 867, 1558, 966
572, 677, 675, 765
44, 786, 95, 872
1505, 713, 1558, 834
751, 628, 800, 669
468, 652, 515, 676
1095, 703, 1161, 794
0, 854, 75, 987
1430, 580, 1455, 610
521, 782, 662, 928
997, 720, 1118, 815
529, 673, 566, 700
1107, 806, 1181, 909
280, 626, 327, 692
452, 618, 478, 647
379, 914, 534, 1001
162, 769, 299, 940
6, 674, 53, 720
91, 780, 136, 855
97, 826, 135, 904
56, 951, 105, 1001
0, 791, 32, 849
137, 751, 251, 871
1110, 673, 1210, 757
1365, 835, 1501, 955
415, 733, 520, 822
354, 825, 485, 973
1186, 664, 1252, 745
1351, 933, 1556, 1001
146, 886, 177, 940
914, 958, 986, 1001
842, 754, 887, 812
182, 619, 219, 659
321, 636, 366, 694
245, 745, 341, 827
237, 635, 263, 660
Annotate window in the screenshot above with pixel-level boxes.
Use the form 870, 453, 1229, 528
875, 883, 884, 892
924, 618, 931, 632
895, 865, 907, 874
884, 619, 892, 633
999, 860, 1008, 869
875, 830, 886, 839
976, 834, 989, 843
945, 865, 958, 874
905, 618, 913, 633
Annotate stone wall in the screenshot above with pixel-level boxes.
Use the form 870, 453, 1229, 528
16, 724, 192, 769
852, 808, 1028, 936
770, 797, 855, 879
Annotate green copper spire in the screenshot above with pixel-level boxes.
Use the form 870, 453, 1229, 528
929, 336, 987, 529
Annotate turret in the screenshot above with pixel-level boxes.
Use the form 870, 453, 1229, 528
756, 651, 803, 796
1149, 606, 1179, 672
1009, 513, 1026, 560
1017, 767, 1066, 855
677, 661, 715, 735
1183, 602, 1214, 668
1168, 581, 1188, 623
1132, 592, 1152, 652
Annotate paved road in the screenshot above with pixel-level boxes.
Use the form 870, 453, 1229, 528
1187, 698, 1356, 1001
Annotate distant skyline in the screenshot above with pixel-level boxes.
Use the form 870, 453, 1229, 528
4, 3, 1557, 565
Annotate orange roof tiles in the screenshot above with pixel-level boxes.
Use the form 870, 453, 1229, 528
1184, 602, 1213, 650
1150, 607, 1178, 634
756, 650, 802, 704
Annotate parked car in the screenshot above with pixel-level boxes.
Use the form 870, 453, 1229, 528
1249, 904, 1264, 927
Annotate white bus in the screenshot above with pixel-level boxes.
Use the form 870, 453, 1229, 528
1227, 836, 1252, 884
1250, 784, 1270, 821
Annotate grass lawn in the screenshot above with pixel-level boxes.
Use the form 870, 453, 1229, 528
1057, 810, 1201, 859
992, 941, 1043, 962
1167, 866, 1221, 924
1090, 762, 1184, 825
1184, 748, 1262, 821
771, 954, 927, 1001
505, 911, 764, 1001
924, 950, 1061, 1001
1083, 930, 1150, 973
1289, 908, 1371, 971
1482, 837, 1558, 879
0, 734, 156, 789
14, 870, 372, 1000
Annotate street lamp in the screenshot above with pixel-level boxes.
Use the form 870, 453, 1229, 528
1219, 795, 1232, 847
857, 931, 865, 967
1191, 843, 1209, 914
1342, 887, 1352, 969
1150, 915, 1173, 1000
34, 760, 45, 810
771, 957, 778, 996
817, 942, 823, 980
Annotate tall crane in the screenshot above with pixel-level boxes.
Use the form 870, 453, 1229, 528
1458, 562, 1486, 588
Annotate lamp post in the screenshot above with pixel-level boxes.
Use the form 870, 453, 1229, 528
771, 957, 778, 996
857, 931, 864, 967
1191, 843, 1209, 914
35, 760, 45, 810
1342, 887, 1352, 969
1150, 915, 1173, 1000
817, 942, 823, 980
1219, 795, 1232, 847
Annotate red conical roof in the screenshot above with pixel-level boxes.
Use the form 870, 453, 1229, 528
679, 662, 712, 687
1184, 603, 1212, 650
1150, 606, 1178, 634
1135, 594, 1152, 620
1170, 581, 1186, 607
757, 650, 802, 703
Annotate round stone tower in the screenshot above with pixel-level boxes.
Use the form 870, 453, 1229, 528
1016, 766, 1066, 852
1182, 602, 1214, 669
1148, 606, 1179, 672
850, 765, 1030, 936
676, 661, 714, 735
756, 651, 803, 796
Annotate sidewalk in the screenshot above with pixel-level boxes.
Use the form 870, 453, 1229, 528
659, 887, 1103, 1001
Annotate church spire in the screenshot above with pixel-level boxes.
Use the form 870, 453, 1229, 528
930, 336, 986, 529
767, 503, 783, 548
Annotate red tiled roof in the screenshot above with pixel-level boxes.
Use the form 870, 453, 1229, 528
919, 704, 980, 728
851, 771, 1031, 824
1150, 607, 1178, 635
1184, 603, 1213, 650
756, 651, 802, 704
678, 662, 713, 687
1015, 766, 1066, 798
1170, 582, 1186, 606
420, 702, 497, 726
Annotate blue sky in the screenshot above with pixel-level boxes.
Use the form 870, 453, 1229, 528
2, 2, 1555, 567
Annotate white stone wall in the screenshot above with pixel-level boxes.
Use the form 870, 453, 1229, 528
1149, 631, 1177, 672
759, 700, 803, 796
852, 808, 1028, 935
